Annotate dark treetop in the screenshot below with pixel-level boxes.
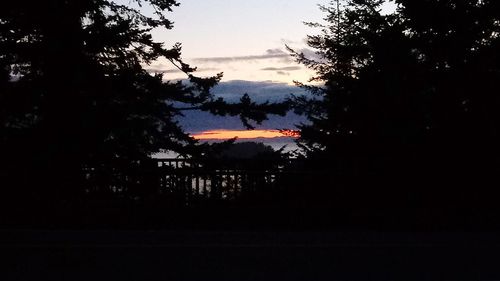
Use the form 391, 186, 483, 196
0, 0, 287, 217
287, 0, 500, 226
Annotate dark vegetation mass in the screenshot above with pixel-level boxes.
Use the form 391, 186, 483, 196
288, 0, 500, 228
1, 0, 499, 230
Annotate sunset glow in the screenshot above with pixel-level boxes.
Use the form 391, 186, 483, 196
192, 129, 300, 140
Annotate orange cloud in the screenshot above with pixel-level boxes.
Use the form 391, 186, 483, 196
192, 129, 299, 140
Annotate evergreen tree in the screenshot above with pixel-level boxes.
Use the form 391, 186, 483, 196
290, 0, 500, 224
0, 0, 287, 210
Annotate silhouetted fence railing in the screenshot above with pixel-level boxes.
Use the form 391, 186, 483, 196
82, 158, 300, 205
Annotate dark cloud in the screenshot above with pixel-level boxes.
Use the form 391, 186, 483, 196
145, 67, 220, 74
276, 71, 290, 76
266, 48, 285, 55
261, 66, 301, 71
145, 67, 181, 73
179, 110, 305, 133
176, 80, 309, 132
192, 49, 291, 63
210, 80, 306, 102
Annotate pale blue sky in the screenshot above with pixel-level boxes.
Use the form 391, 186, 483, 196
120, 0, 395, 83
141, 0, 330, 83
116, 0, 396, 140
154, 0, 329, 57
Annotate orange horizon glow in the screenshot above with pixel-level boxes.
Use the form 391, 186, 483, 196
192, 129, 300, 140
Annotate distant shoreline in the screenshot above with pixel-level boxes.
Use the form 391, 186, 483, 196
152, 138, 298, 158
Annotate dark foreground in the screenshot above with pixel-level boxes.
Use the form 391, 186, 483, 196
1, 230, 499, 280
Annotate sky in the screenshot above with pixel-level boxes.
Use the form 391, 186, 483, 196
124, 0, 331, 141
118, 0, 395, 144
145, 0, 330, 84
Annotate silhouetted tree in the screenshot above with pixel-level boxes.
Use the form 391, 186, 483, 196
289, 0, 500, 225
0, 0, 288, 215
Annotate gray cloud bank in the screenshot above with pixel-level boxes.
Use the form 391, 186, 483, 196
261, 66, 302, 71
209, 80, 306, 103
192, 49, 291, 63
145, 66, 220, 74
177, 80, 309, 132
